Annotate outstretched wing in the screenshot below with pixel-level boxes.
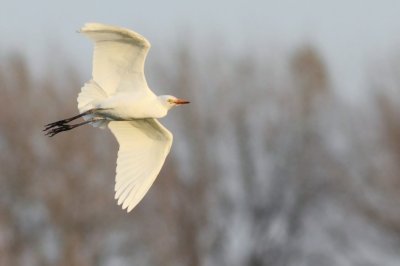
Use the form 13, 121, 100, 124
108, 119, 173, 212
80, 23, 154, 96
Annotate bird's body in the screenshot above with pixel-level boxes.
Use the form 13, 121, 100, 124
44, 23, 189, 212
96, 92, 169, 119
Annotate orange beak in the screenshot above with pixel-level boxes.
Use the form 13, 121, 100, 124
173, 98, 190, 105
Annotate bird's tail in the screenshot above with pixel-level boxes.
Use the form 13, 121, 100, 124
78, 80, 107, 112
77, 80, 109, 128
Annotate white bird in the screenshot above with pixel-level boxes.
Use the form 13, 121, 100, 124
44, 23, 189, 212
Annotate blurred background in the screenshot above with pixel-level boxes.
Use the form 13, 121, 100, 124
1, 1, 400, 265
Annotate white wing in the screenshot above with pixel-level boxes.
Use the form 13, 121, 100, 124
79, 23, 154, 96
108, 119, 173, 212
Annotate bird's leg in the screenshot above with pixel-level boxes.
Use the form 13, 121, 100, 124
43, 109, 95, 131
45, 119, 95, 137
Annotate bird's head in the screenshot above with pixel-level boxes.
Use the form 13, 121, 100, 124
159, 95, 190, 110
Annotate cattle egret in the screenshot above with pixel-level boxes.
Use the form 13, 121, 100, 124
44, 23, 189, 212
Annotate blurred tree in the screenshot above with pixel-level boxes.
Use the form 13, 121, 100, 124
0, 41, 400, 266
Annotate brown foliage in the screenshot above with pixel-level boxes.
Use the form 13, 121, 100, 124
0, 43, 400, 266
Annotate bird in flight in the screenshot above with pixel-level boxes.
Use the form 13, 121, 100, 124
44, 23, 189, 212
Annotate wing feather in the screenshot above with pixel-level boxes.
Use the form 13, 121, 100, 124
79, 23, 154, 96
108, 119, 173, 212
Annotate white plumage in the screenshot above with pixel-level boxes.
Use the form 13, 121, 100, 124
44, 23, 189, 212
109, 119, 172, 212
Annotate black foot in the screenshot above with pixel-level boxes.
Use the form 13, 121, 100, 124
44, 120, 92, 137
43, 109, 99, 132
45, 124, 73, 137
43, 120, 67, 131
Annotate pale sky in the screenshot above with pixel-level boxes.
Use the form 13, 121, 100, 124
1, 0, 400, 102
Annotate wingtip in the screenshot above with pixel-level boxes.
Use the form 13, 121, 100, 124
78, 22, 151, 48
117, 197, 124, 205
119, 197, 137, 213
118, 202, 132, 213
78, 22, 96, 33
80, 22, 117, 32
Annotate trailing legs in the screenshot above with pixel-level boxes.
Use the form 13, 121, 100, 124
44, 109, 104, 137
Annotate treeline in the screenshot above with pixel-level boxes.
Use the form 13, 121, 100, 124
0, 44, 399, 265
